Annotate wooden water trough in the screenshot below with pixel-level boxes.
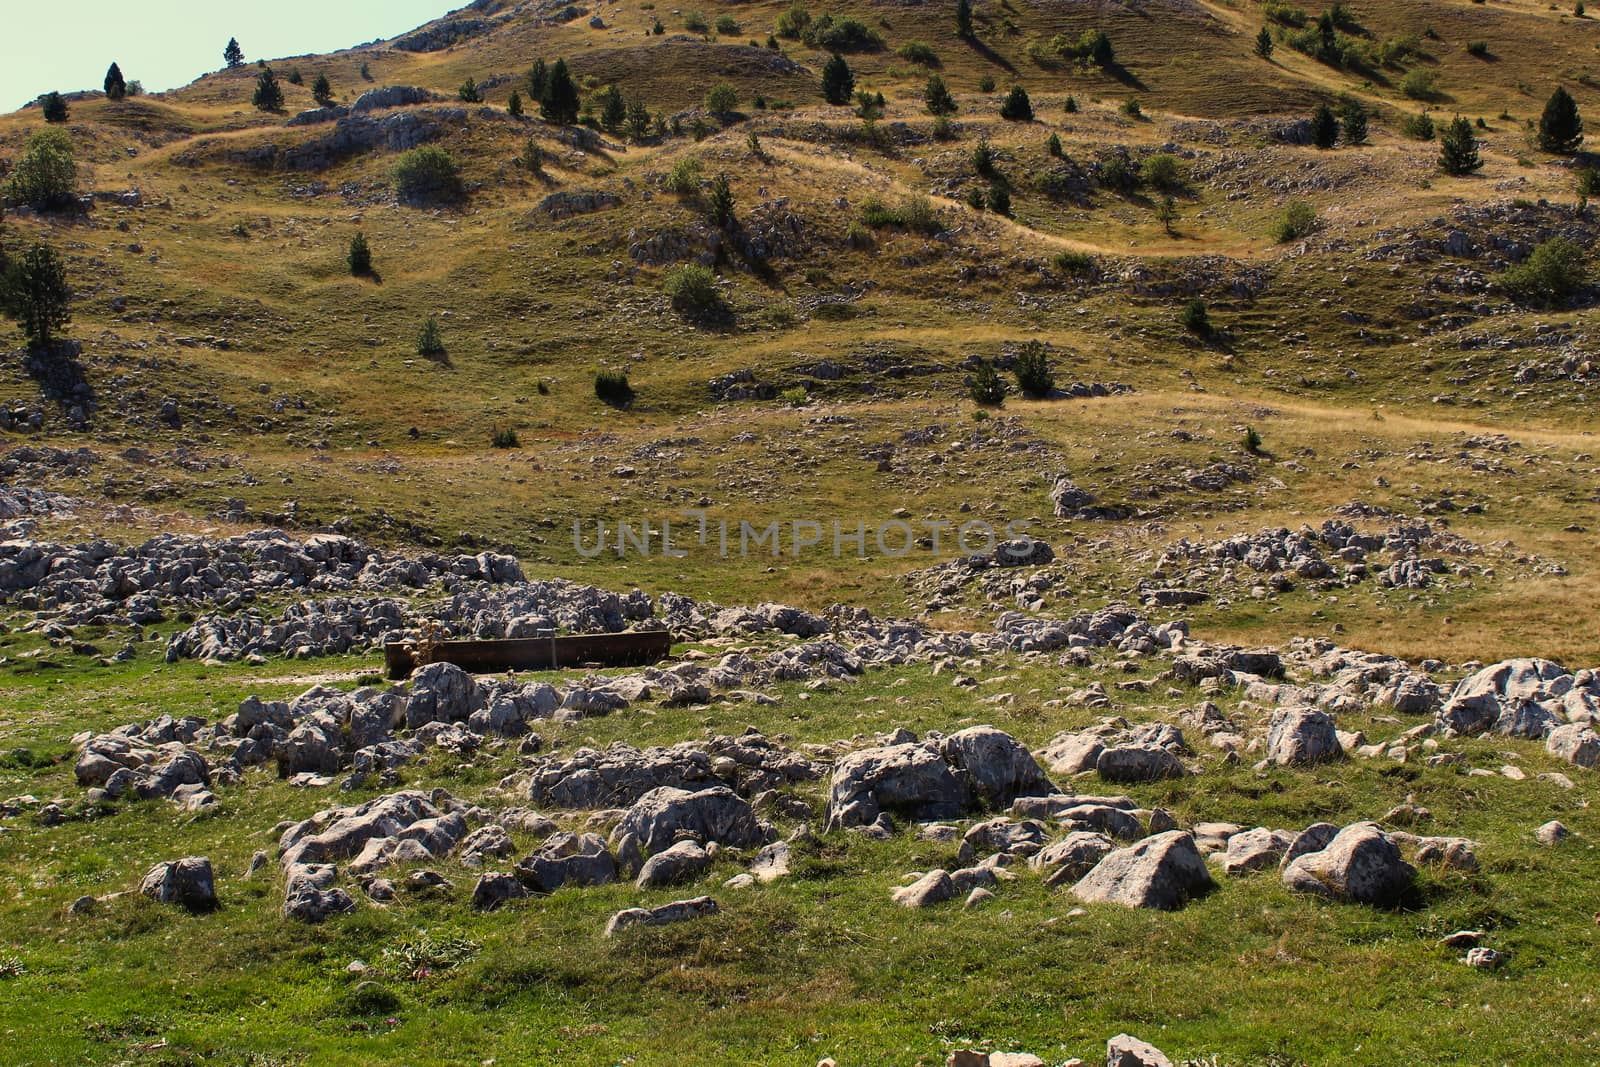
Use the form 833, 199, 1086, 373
385, 630, 674, 680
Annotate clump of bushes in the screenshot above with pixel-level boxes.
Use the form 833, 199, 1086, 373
860, 195, 943, 234
1053, 250, 1095, 274
664, 264, 728, 319
968, 360, 1006, 406
1272, 200, 1318, 243
803, 14, 883, 52
1141, 152, 1184, 191
665, 157, 703, 195
1498, 237, 1589, 305
393, 146, 463, 203
1180, 298, 1211, 335
491, 426, 520, 448
594, 369, 635, 408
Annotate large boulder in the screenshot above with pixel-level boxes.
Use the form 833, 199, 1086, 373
517, 831, 618, 893
1222, 828, 1296, 876
1096, 745, 1187, 783
1070, 831, 1214, 910
278, 791, 444, 868
636, 840, 712, 888
891, 869, 957, 908
1436, 658, 1570, 738
937, 726, 1057, 807
824, 742, 969, 831
1546, 723, 1600, 769
1029, 831, 1116, 886
604, 895, 719, 937
140, 857, 217, 911
404, 662, 483, 729
1281, 823, 1415, 905
1107, 1034, 1174, 1067
612, 786, 768, 857
1265, 708, 1343, 766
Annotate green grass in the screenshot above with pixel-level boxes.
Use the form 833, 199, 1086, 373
1, 647, 1597, 1065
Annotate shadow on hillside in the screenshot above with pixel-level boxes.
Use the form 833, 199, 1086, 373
1106, 64, 1148, 92
965, 36, 1017, 75
22, 341, 95, 422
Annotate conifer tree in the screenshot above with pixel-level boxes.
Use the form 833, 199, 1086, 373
252, 67, 283, 112
822, 54, 854, 106
104, 63, 127, 101
540, 59, 580, 125
224, 38, 244, 69
1539, 86, 1584, 154
1439, 115, 1483, 175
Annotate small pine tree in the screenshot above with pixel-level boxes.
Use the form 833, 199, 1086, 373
1539, 86, 1584, 154
1000, 86, 1033, 121
1180, 298, 1210, 335
507, 90, 523, 118
956, 0, 974, 38
1244, 426, 1263, 454
40, 92, 69, 123
972, 139, 997, 177
987, 182, 1010, 216
525, 59, 549, 102
1255, 26, 1275, 60
252, 67, 283, 112
104, 63, 127, 101
626, 97, 651, 140
458, 77, 482, 103
417, 316, 445, 358
600, 85, 628, 131
1439, 115, 1483, 175
287, 68, 303, 86
1340, 98, 1368, 145
1157, 194, 1179, 236
822, 53, 854, 106
1046, 132, 1062, 157
1064, 95, 1078, 114
348, 232, 372, 276
708, 173, 735, 227
540, 59, 580, 125
224, 38, 245, 69
1013, 341, 1054, 398
968, 359, 1006, 406
312, 74, 333, 107
2, 243, 72, 350
1310, 103, 1339, 148
925, 74, 956, 116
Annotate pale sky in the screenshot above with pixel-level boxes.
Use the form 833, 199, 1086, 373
1, 0, 452, 111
